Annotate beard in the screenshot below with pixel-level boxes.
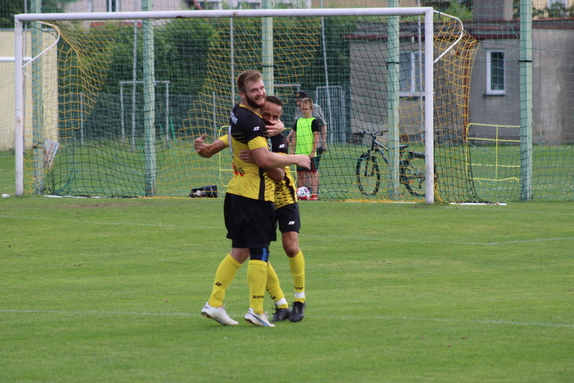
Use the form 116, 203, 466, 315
245, 93, 265, 109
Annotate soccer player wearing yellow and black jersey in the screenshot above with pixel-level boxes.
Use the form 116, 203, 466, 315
261, 96, 307, 323
195, 95, 307, 323
198, 71, 310, 327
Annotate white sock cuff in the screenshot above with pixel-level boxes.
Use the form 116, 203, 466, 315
275, 297, 288, 307
294, 292, 305, 299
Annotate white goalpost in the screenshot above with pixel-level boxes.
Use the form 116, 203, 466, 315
14, 7, 437, 202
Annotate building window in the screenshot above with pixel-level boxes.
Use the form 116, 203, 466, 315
236, 0, 262, 9
487, 50, 505, 95
107, 0, 118, 12
190, 0, 266, 9
186, 0, 222, 10
399, 51, 425, 97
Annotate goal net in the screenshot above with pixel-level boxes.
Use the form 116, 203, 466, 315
14, 8, 481, 203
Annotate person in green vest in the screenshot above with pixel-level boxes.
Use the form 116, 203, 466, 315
288, 97, 321, 201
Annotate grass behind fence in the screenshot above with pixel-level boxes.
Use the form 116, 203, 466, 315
469, 144, 574, 202
15, 139, 573, 202
1, 151, 573, 382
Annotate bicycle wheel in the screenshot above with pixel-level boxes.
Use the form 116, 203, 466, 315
356, 153, 380, 195
400, 152, 426, 197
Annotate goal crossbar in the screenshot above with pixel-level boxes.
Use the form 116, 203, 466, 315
14, 8, 433, 22
14, 7, 435, 203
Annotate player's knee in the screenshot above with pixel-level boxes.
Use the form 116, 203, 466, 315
283, 243, 299, 258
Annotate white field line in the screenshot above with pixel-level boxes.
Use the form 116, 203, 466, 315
1, 309, 572, 328
303, 233, 574, 246
448, 207, 574, 216
1, 214, 573, 246
0, 214, 222, 230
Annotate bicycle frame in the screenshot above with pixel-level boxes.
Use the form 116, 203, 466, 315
355, 130, 427, 197
361, 130, 404, 164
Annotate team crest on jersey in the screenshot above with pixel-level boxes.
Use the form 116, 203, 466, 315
232, 163, 246, 176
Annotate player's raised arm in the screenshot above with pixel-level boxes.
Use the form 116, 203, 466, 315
195, 134, 228, 158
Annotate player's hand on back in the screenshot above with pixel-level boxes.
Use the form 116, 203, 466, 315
239, 150, 254, 163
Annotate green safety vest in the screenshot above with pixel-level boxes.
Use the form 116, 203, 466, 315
295, 117, 316, 156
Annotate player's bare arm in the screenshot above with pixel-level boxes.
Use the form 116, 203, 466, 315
195, 134, 227, 158
310, 131, 320, 159
288, 132, 297, 154
265, 168, 286, 183
239, 150, 286, 182
251, 147, 310, 170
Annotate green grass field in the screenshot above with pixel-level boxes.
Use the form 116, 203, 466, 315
1, 153, 573, 382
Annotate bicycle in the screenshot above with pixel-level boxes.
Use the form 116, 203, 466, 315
355, 130, 428, 197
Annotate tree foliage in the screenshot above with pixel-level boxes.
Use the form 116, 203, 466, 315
56, 18, 217, 95
0, 0, 78, 28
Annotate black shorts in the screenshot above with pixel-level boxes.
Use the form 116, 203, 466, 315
297, 157, 319, 172
224, 193, 276, 248
275, 203, 301, 233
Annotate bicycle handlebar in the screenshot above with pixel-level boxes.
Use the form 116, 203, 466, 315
357, 130, 388, 138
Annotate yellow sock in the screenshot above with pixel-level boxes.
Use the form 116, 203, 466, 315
266, 262, 288, 309
247, 260, 268, 314
207, 254, 241, 308
289, 250, 306, 302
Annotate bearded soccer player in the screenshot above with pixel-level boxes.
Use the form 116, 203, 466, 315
199, 70, 310, 327
195, 96, 308, 323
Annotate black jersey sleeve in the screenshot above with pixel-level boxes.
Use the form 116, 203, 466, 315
271, 134, 288, 154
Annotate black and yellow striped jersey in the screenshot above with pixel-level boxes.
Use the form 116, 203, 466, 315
271, 134, 297, 209
217, 124, 297, 207
226, 104, 275, 201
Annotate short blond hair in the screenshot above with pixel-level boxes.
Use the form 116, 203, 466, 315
237, 70, 262, 93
